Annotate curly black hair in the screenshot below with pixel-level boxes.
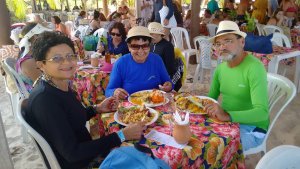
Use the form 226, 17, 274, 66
109, 22, 127, 40
32, 31, 75, 62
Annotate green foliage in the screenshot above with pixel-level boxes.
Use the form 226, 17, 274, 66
228, 10, 237, 21
245, 12, 256, 32
184, 0, 191, 4
46, 0, 58, 10
6, 0, 27, 19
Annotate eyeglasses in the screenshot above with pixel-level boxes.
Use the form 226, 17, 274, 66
43, 54, 78, 64
129, 44, 150, 50
111, 32, 121, 37
213, 39, 234, 48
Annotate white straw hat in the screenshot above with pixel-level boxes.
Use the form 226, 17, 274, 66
209, 21, 247, 42
126, 26, 153, 42
147, 22, 165, 35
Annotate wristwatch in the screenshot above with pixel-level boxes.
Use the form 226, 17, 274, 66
92, 104, 97, 112
117, 130, 126, 142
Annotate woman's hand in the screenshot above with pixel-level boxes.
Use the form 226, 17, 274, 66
122, 122, 146, 140
114, 88, 129, 100
97, 44, 105, 53
163, 19, 169, 26
96, 96, 118, 113
159, 81, 172, 92
204, 103, 231, 122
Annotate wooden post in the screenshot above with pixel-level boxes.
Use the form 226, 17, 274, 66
0, 0, 13, 46
103, 0, 109, 17
190, 0, 201, 46
135, 0, 140, 18
0, 112, 14, 169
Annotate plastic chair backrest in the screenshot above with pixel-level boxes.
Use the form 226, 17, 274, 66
206, 24, 218, 37
170, 27, 192, 51
193, 36, 213, 69
3, 58, 29, 99
263, 25, 283, 35
17, 98, 61, 169
76, 25, 89, 40
244, 73, 296, 156
255, 145, 300, 169
271, 32, 291, 48
93, 28, 108, 38
256, 23, 265, 36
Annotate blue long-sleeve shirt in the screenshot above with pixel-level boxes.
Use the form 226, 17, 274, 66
107, 36, 129, 56
152, 0, 174, 23
105, 52, 173, 97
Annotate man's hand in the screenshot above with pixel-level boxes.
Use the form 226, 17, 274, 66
204, 103, 231, 121
159, 81, 172, 92
114, 88, 129, 100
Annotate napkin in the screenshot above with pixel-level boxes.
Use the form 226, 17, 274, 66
173, 111, 189, 125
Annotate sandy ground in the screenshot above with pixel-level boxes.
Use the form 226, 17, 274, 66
1, 63, 299, 169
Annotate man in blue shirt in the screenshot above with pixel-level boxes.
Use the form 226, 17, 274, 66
105, 26, 173, 99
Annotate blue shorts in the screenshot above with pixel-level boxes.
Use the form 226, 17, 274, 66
240, 124, 266, 152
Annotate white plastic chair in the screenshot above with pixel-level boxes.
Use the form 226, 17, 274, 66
75, 25, 89, 40
263, 25, 284, 35
17, 98, 61, 169
3, 58, 30, 99
93, 28, 108, 38
192, 36, 217, 87
256, 23, 265, 36
271, 32, 291, 48
2, 58, 30, 143
206, 24, 218, 37
244, 73, 296, 156
170, 27, 197, 69
255, 145, 300, 169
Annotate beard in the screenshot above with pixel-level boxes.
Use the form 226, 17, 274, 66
220, 50, 236, 61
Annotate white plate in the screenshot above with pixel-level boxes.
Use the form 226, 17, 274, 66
178, 96, 218, 114
128, 90, 169, 107
114, 107, 159, 126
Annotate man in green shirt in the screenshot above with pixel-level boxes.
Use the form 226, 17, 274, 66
205, 21, 269, 151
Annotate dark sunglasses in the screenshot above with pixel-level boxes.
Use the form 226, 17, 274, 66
111, 32, 121, 37
129, 44, 150, 50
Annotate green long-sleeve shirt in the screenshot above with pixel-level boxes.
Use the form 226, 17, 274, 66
208, 54, 269, 131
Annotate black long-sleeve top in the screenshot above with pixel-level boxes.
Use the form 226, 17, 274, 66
26, 80, 121, 169
151, 38, 176, 78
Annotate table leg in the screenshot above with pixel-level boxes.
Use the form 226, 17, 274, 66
268, 56, 279, 74
294, 56, 300, 93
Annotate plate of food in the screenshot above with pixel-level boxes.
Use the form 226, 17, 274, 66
175, 96, 218, 114
128, 89, 169, 107
114, 105, 159, 126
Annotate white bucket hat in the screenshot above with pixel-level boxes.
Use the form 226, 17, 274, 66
209, 21, 247, 42
126, 26, 153, 42
19, 24, 52, 58
148, 22, 165, 35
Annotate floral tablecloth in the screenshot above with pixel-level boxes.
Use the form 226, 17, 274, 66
72, 68, 110, 138
102, 101, 245, 169
252, 46, 299, 67
291, 28, 300, 50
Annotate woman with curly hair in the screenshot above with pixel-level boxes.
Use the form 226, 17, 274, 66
26, 31, 145, 169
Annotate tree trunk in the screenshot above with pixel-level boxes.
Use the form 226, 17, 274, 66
0, 0, 13, 46
190, 0, 201, 46
31, 0, 37, 12
66, 0, 70, 11
103, 0, 108, 17
96, 0, 99, 10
